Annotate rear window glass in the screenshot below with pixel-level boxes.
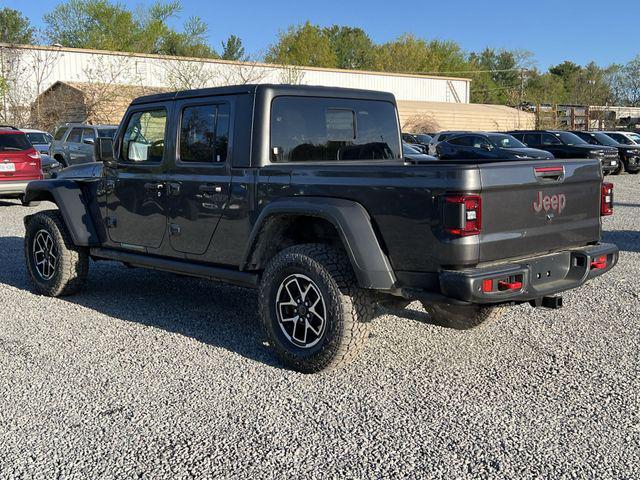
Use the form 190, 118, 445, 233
270, 97, 401, 162
53, 127, 67, 141
0, 133, 31, 151
25, 132, 50, 144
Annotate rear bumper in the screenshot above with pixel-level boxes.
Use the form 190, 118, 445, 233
436, 243, 618, 305
0, 180, 29, 196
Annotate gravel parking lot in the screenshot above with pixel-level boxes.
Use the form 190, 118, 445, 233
0, 175, 638, 479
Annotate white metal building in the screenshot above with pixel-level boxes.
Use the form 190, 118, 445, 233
0, 43, 470, 119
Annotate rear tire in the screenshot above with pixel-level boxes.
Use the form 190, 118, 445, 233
421, 302, 504, 330
24, 210, 89, 297
259, 244, 373, 373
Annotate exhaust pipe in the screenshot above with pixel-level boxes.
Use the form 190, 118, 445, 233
530, 296, 563, 309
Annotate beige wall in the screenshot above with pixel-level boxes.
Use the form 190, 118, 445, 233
398, 101, 535, 133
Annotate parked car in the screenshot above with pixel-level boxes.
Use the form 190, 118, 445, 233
402, 142, 438, 162
50, 123, 118, 167
436, 132, 554, 160
21, 129, 53, 155
0, 126, 42, 200
40, 153, 62, 178
402, 133, 433, 148
428, 131, 471, 156
571, 130, 640, 175
401, 134, 428, 153
601, 131, 640, 146
509, 130, 618, 174
23, 84, 618, 372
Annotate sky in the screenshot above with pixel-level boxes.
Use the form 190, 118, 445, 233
7, 0, 637, 70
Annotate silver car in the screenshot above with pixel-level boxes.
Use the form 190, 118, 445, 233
50, 123, 118, 167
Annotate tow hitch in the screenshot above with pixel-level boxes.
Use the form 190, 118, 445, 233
530, 296, 563, 310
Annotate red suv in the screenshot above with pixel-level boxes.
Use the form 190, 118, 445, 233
0, 126, 42, 201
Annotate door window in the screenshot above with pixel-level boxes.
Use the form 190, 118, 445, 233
67, 128, 82, 143
121, 109, 167, 163
448, 135, 473, 146
82, 128, 95, 144
179, 103, 230, 163
542, 133, 562, 146
53, 127, 67, 141
523, 133, 541, 146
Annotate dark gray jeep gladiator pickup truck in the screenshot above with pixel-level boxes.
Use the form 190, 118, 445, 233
22, 84, 618, 372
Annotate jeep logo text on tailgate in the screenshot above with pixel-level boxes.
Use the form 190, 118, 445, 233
533, 191, 566, 214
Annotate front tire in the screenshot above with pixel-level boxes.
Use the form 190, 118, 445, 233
259, 244, 373, 373
25, 210, 89, 297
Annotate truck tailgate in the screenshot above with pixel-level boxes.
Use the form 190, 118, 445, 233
478, 159, 602, 263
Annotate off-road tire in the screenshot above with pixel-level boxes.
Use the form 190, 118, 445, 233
259, 244, 373, 373
421, 302, 505, 330
25, 210, 89, 297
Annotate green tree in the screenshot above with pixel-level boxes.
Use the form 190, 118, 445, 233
373, 34, 468, 74
324, 26, 375, 70
221, 34, 245, 61
469, 48, 532, 105
524, 71, 566, 105
265, 22, 336, 68
0, 7, 35, 44
44, 0, 216, 57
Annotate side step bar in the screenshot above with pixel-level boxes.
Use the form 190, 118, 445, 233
90, 248, 259, 288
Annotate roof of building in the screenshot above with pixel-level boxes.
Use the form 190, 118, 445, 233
0, 42, 473, 84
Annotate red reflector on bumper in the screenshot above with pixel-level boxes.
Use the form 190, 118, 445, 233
482, 279, 493, 292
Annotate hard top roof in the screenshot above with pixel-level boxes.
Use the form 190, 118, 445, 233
131, 83, 397, 105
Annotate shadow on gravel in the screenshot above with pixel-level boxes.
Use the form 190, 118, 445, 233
616, 202, 640, 208
0, 236, 281, 368
603, 230, 640, 253
0, 200, 21, 207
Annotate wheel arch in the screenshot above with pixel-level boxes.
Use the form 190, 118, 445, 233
242, 197, 396, 290
23, 180, 100, 247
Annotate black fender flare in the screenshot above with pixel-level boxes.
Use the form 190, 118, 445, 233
241, 197, 396, 290
23, 180, 100, 246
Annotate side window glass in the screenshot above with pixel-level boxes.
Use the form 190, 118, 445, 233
121, 109, 167, 163
82, 128, 95, 144
542, 133, 562, 146
179, 103, 230, 163
523, 133, 539, 146
215, 103, 230, 163
448, 135, 472, 146
67, 128, 82, 143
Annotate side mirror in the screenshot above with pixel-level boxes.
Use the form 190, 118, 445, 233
83, 138, 95, 145
95, 137, 116, 167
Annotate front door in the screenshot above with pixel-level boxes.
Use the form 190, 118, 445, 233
166, 100, 232, 256
106, 105, 170, 250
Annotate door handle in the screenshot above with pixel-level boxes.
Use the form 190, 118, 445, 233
144, 182, 164, 197
199, 184, 222, 194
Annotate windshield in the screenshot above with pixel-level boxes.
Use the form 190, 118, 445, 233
488, 134, 526, 149
557, 132, 588, 146
0, 133, 31, 151
25, 132, 51, 145
591, 132, 619, 147
98, 128, 117, 138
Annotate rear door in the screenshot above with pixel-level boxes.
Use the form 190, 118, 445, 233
478, 159, 602, 263
165, 98, 232, 256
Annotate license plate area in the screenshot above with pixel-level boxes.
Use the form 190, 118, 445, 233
528, 252, 571, 288
0, 163, 15, 172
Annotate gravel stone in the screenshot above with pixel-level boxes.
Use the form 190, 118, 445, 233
0, 174, 638, 478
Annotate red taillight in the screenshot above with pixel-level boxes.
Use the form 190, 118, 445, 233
444, 194, 481, 236
601, 182, 613, 216
25, 148, 43, 179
